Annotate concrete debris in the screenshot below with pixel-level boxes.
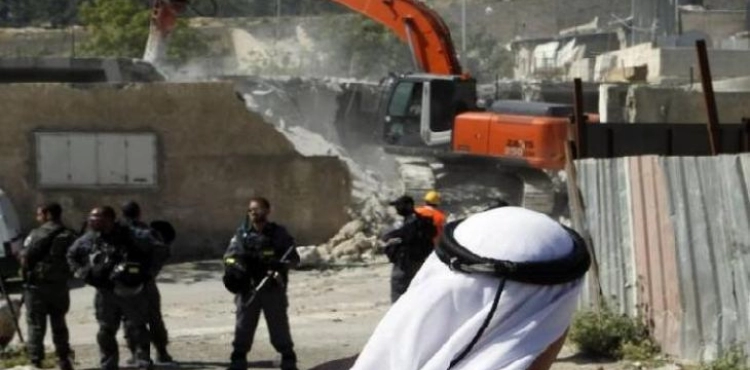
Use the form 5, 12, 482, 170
240, 80, 398, 266
299, 225, 382, 266
239, 76, 566, 266
297, 245, 324, 267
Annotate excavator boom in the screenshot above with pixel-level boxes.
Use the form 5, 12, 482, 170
146, 0, 463, 75
329, 0, 463, 75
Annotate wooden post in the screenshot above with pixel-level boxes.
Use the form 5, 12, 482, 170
573, 78, 587, 159
696, 39, 721, 155
566, 78, 603, 311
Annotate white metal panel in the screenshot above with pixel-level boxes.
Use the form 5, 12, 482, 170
125, 134, 156, 186
68, 134, 97, 185
37, 133, 71, 185
36, 132, 157, 188
97, 134, 127, 185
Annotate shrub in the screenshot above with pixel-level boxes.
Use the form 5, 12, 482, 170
701, 346, 749, 370
569, 304, 660, 361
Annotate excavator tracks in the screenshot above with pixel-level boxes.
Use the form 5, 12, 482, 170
393, 155, 564, 219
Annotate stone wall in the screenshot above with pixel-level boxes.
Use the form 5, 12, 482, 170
599, 84, 750, 123
593, 44, 750, 84
0, 82, 351, 259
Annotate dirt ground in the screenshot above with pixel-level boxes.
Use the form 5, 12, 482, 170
7, 260, 625, 370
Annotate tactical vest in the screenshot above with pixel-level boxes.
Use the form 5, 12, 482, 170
25, 226, 76, 285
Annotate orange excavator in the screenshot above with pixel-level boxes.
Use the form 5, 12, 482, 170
145, 0, 575, 212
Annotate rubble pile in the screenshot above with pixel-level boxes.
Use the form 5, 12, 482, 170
242, 85, 399, 266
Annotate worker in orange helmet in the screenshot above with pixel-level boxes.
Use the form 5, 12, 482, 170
415, 190, 447, 244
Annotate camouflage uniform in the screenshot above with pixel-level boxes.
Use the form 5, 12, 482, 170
21, 221, 77, 370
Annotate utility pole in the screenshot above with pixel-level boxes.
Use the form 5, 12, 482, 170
461, 0, 466, 53
275, 0, 281, 46
70, 0, 76, 58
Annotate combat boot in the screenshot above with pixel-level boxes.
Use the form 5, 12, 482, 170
58, 357, 74, 370
280, 352, 297, 370
156, 347, 176, 366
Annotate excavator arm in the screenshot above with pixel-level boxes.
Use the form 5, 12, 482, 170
329, 0, 463, 75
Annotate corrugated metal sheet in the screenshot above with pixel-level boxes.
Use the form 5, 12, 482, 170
629, 156, 682, 357
574, 154, 750, 362
662, 155, 750, 361
577, 158, 636, 315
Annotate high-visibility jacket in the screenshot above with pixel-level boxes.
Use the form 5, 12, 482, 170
415, 205, 446, 244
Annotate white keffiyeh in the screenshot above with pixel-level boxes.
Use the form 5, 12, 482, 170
351, 207, 584, 370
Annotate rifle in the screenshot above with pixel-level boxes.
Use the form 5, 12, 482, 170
242, 245, 296, 308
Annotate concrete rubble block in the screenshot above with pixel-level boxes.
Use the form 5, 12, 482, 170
331, 232, 373, 260
361, 237, 384, 261
297, 245, 322, 267
335, 254, 360, 264
315, 245, 332, 263
338, 220, 364, 239
331, 238, 361, 260
325, 218, 371, 251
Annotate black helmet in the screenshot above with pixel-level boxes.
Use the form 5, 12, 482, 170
150, 220, 176, 245
223, 256, 249, 294
110, 262, 146, 297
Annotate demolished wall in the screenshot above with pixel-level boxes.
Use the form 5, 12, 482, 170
233, 76, 402, 264
0, 82, 351, 259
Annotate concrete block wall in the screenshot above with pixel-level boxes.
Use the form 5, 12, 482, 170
0, 82, 352, 259
681, 10, 747, 46
593, 44, 750, 84
624, 85, 750, 123
593, 43, 660, 82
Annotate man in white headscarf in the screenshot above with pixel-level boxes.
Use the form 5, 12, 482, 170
351, 206, 590, 370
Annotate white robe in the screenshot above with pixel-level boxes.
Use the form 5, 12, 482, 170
351, 207, 584, 370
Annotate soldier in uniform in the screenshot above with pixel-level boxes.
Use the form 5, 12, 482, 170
67, 207, 167, 370
120, 201, 174, 365
382, 195, 436, 303
20, 203, 77, 370
223, 197, 300, 370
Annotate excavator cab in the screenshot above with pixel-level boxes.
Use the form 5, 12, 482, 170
381, 73, 477, 149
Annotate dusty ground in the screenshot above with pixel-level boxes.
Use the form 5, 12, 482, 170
7, 260, 624, 370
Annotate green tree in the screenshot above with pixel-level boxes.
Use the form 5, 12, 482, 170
320, 14, 412, 79
463, 30, 514, 81
79, 0, 207, 61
